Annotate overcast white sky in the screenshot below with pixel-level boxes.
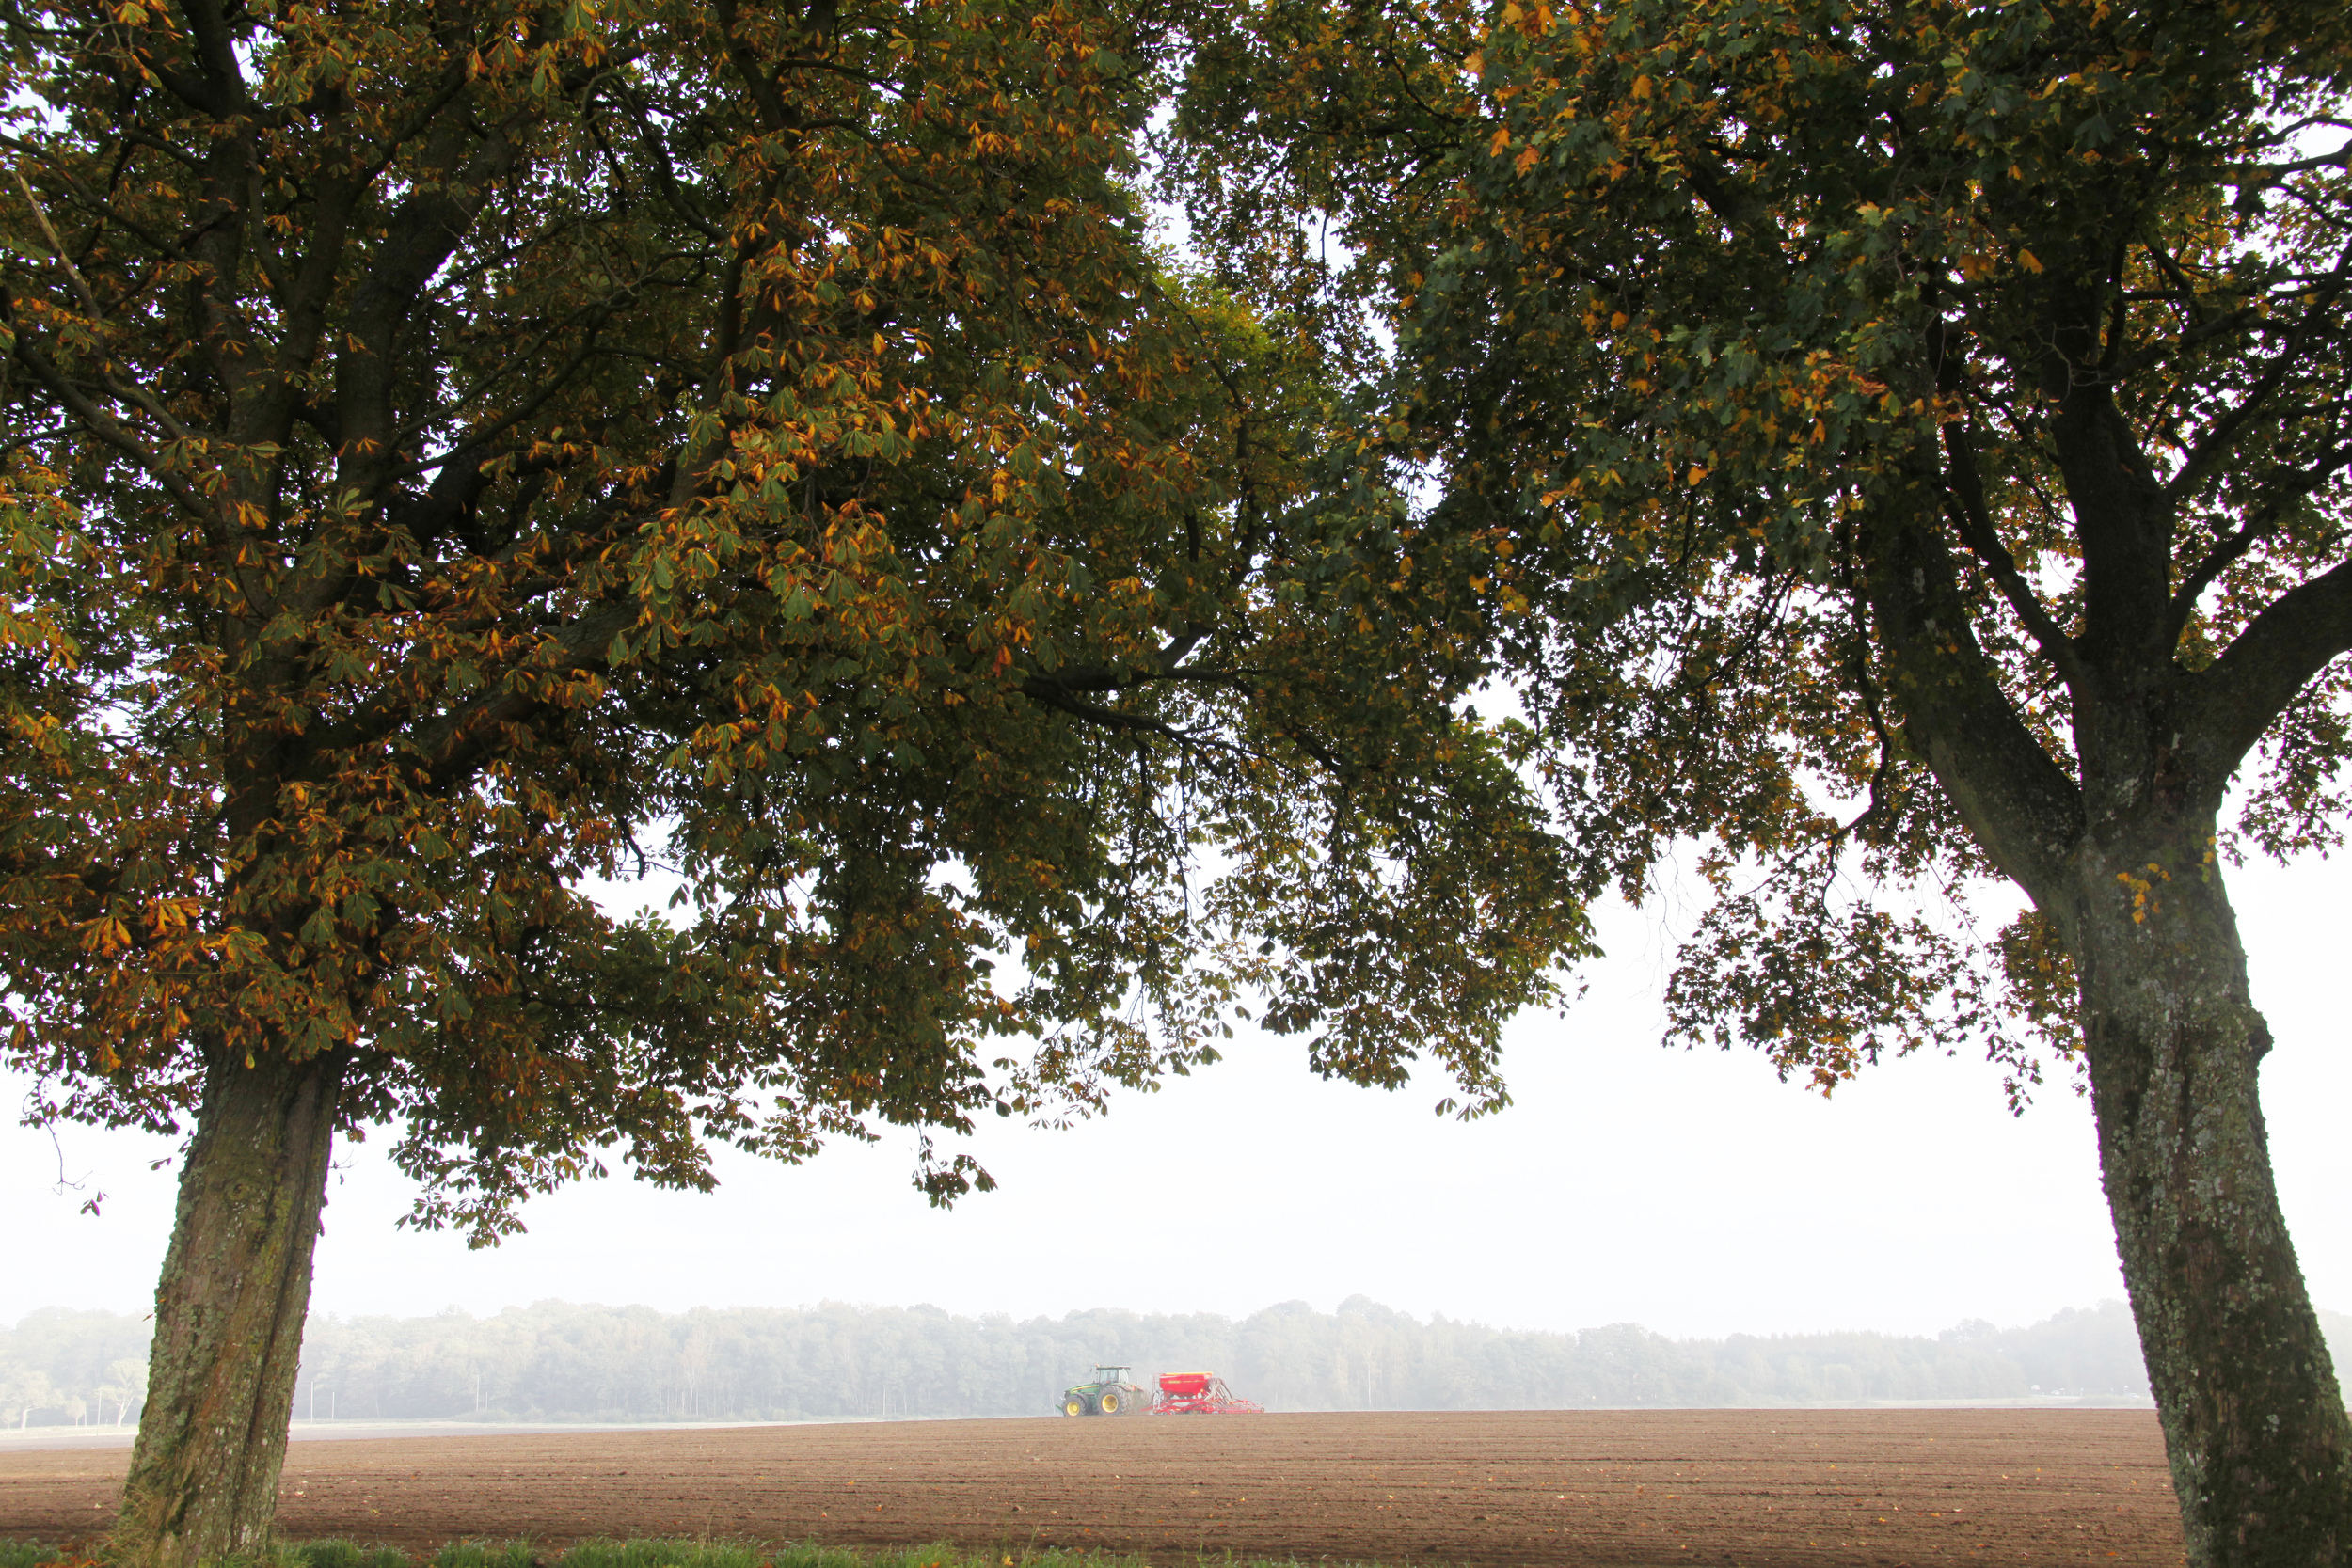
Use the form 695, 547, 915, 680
8, 846, 2347, 1342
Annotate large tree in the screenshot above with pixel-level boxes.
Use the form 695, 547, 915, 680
1173, 0, 2352, 1562
0, 0, 1587, 1560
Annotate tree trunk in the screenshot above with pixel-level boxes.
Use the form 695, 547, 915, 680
114, 1045, 347, 1568
2072, 833, 2352, 1566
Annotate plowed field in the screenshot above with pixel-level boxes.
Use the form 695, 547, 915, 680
0, 1409, 2185, 1566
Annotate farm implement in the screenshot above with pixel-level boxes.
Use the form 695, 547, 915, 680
1059, 1367, 1266, 1416
1149, 1372, 1264, 1414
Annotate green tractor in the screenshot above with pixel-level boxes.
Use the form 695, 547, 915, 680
1059, 1364, 1146, 1417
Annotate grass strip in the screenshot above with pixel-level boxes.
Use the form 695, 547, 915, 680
0, 1542, 1373, 1568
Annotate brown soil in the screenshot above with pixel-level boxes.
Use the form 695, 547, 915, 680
0, 1409, 2185, 1566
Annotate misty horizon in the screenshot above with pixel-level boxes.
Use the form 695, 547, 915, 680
21, 1291, 2338, 1433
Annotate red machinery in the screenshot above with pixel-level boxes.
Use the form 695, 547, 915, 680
1150, 1372, 1264, 1415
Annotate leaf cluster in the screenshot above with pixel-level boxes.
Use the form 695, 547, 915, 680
1170, 0, 2352, 1097
0, 0, 1589, 1237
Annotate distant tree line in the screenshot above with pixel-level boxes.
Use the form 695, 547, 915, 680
0, 1309, 150, 1432
20, 1295, 2338, 1429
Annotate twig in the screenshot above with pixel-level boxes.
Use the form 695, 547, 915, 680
9, 166, 103, 321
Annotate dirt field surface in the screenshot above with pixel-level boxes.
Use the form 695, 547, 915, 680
0, 1409, 2185, 1566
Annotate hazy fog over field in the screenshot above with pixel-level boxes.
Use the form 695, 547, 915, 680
9, 849, 2349, 1348
24, 1295, 2335, 1428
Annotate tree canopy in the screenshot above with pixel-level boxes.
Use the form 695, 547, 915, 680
1176, 0, 2352, 1085
1171, 0, 2352, 1561
0, 0, 1586, 1560
0, 0, 1580, 1230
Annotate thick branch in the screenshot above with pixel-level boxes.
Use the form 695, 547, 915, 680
1022, 626, 1232, 697
1017, 680, 1203, 744
2166, 440, 2352, 647
711, 0, 797, 135
2047, 333, 2174, 672
402, 601, 641, 790
1939, 416, 2088, 689
171, 0, 249, 116
2187, 555, 2352, 775
1863, 478, 2085, 901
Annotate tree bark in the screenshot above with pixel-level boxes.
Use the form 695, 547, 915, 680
114, 1045, 347, 1568
2070, 830, 2352, 1566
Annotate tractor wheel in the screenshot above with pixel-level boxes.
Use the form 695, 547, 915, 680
1098, 1389, 1123, 1415
1062, 1396, 1085, 1417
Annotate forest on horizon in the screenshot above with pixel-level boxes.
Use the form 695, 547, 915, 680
16, 1294, 2330, 1431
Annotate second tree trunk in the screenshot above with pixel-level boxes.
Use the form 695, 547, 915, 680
2074, 840, 2352, 1567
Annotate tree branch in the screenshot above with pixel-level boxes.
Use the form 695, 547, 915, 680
2166, 440, 2352, 647
2189, 554, 2352, 776
1863, 477, 2084, 901
1017, 679, 1209, 745
9, 339, 213, 529
402, 601, 643, 790
1939, 415, 2088, 689
2159, 247, 2352, 505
